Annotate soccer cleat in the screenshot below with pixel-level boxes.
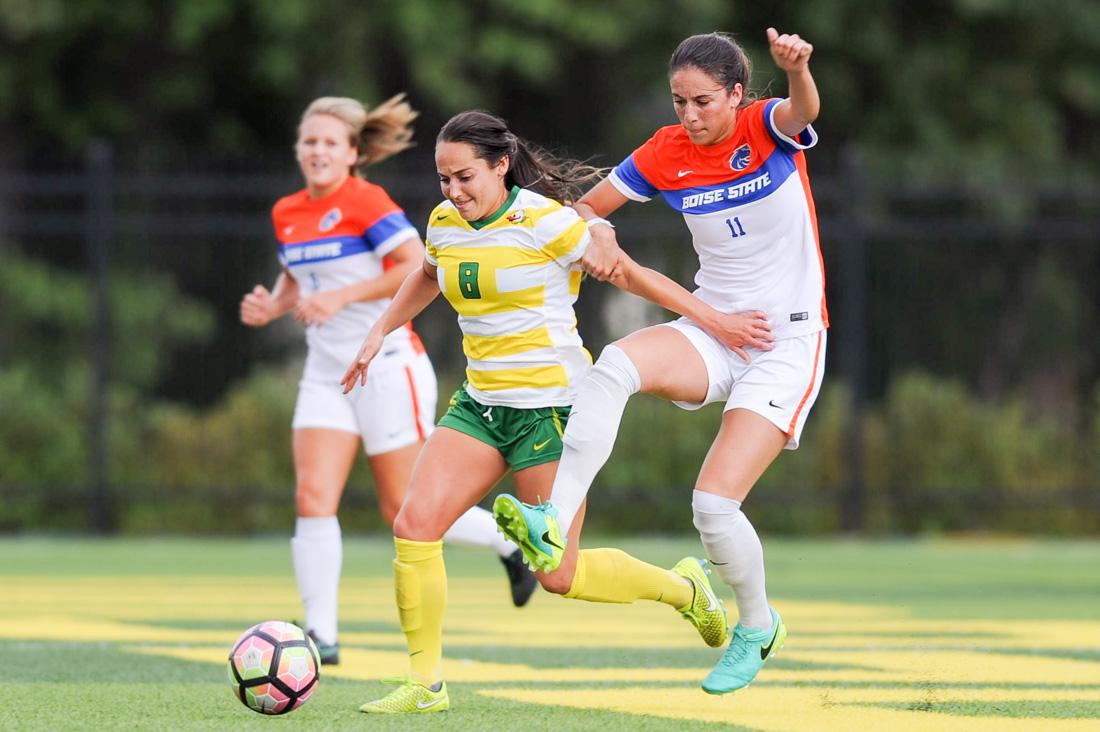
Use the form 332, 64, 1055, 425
702, 606, 787, 695
359, 678, 449, 714
492, 494, 566, 572
500, 548, 539, 607
306, 629, 340, 666
671, 557, 730, 648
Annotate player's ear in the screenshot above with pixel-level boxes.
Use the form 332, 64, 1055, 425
495, 154, 510, 178
729, 82, 744, 108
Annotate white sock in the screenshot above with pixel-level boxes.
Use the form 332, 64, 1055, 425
551, 345, 641, 534
445, 505, 516, 558
691, 490, 772, 630
291, 516, 342, 645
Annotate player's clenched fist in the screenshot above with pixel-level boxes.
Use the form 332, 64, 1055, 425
766, 27, 813, 72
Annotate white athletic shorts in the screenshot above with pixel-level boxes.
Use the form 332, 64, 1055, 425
662, 319, 827, 449
292, 349, 437, 456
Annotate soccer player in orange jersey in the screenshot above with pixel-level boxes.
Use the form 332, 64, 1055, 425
495, 28, 824, 694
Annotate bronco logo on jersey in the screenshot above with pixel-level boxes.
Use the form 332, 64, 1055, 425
730, 144, 752, 171
318, 207, 342, 232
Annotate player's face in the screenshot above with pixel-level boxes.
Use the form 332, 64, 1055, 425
435, 141, 509, 221
295, 113, 358, 198
670, 66, 742, 146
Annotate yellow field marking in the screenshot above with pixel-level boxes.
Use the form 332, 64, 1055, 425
9, 574, 1100, 729
480, 687, 1100, 731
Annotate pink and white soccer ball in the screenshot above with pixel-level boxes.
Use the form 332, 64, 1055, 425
227, 621, 320, 714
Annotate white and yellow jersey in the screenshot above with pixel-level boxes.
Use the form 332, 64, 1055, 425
425, 186, 591, 408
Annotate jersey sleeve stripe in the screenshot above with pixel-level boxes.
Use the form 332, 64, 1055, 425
609, 155, 656, 201
364, 211, 418, 252
764, 98, 819, 153
541, 217, 590, 264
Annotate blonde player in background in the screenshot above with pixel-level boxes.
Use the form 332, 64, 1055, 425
240, 95, 535, 666
495, 28, 825, 695
341, 110, 760, 713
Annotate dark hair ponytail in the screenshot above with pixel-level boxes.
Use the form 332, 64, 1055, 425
669, 32, 756, 107
437, 111, 604, 205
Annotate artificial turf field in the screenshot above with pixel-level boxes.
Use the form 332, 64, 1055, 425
4, 536, 1099, 731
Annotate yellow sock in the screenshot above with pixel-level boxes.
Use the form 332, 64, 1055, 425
393, 537, 446, 688
564, 548, 692, 608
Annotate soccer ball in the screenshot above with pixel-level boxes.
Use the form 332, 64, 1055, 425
227, 621, 320, 715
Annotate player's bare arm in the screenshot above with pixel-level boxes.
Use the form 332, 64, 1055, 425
766, 27, 820, 137
608, 252, 773, 362
295, 237, 423, 326
240, 269, 299, 327
341, 259, 441, 393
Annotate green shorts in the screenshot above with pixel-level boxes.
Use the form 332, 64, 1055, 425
437, 386, 570, 471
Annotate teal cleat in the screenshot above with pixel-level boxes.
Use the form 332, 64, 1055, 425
306, 629, 340, 666
492, 494, 566, 572
702, 607, 786, 695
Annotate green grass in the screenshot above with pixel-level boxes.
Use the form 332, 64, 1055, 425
3, 536, 1100, 730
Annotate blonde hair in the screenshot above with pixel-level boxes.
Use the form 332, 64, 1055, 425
299, 93, 418, 172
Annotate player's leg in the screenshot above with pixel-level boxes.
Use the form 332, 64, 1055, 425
360, 427, 508, 713
494, 324, 710, 566
698, 331, 826, 693
291, 426, 359, 664
363, 357, 532, 604
507, 416, 727, 647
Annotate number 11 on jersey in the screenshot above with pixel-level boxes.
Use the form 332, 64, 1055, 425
725, 216, 747, 238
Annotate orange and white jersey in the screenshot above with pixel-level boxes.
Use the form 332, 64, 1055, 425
272, 176, 424, 373
608, 98, 827, 340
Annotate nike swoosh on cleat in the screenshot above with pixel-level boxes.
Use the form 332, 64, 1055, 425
541, 531, 564, 551
760, 629, 779, 660
417, 698, 445, 709
699, 583, 719, 612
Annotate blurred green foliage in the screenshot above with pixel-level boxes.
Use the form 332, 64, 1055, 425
2, 0, 1098, 178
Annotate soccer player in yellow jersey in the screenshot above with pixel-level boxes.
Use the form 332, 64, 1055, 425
341, 110, 766, 714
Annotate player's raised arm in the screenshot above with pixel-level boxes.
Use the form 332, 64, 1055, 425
766, 27, 820, 137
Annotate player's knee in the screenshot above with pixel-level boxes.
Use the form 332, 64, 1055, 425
392, 503, 445, 542
294, 479, 338, 516
536, 566, 575, 595
691, 489, 742, 538
563, 345, 640, 447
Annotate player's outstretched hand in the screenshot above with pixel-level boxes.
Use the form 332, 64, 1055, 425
767, 27, 813, 73
295, 290, 345, 327
341, 329, 384, 394
240, 284, 274, 327
580, 221, 623, 281
710, 310, 774, 363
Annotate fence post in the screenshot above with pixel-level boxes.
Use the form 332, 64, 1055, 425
839, 147, 868, 532
85, 140, 114, 533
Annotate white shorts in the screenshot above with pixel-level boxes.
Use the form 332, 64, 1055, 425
662, 319, 827, 449
292, 351, 437, 456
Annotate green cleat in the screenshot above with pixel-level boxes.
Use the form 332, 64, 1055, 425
359, 679, 449, 714
672, 557, 730, 648
492, 494, 565, 572
702, 607, 787, 695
